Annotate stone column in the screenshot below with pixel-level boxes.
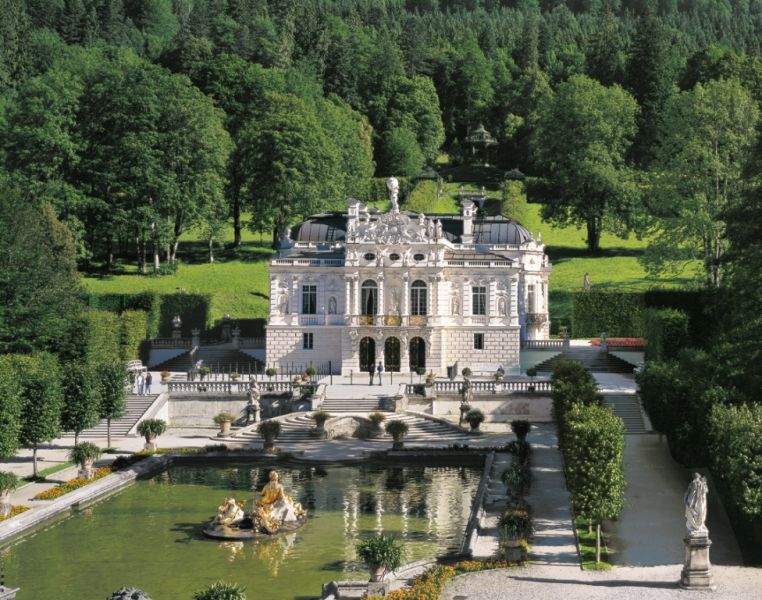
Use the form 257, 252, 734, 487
377, 274, 385, 320
489, 278, 497, 323
510, 275, 519, 327
291, 277, 299, 316
401, 273, 410, 326
462, 279, 470, 317
344, 275, 352, 316
353, 277, 360, 317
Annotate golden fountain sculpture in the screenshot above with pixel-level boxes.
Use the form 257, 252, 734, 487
204, 470, 307, 540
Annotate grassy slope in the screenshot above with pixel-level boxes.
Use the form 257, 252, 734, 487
82, 189, 697, 322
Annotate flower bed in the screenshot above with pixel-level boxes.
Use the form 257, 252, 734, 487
32, 466, 114, 501
0, 505, 30, 522
591, 337, 646, 347
367, 560, 515, 600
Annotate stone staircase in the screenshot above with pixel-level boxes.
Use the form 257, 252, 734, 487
603, 393, 647, 434
533, 347, 635, 374
63, 394, 159, 440
153, 347, 261, 373
230, 412, 473, 445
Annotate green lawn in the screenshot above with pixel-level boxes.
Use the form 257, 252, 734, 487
82, 193, 698, 323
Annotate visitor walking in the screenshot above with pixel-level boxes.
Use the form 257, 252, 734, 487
136, 372, 145, 396
145, 372, 152, 395
369, 365, 375, 385
377, 361, 384, 386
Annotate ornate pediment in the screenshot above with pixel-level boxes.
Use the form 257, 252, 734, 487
348, 211, 443, 245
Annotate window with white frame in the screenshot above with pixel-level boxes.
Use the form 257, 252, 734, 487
472, 286, 487, 315
303, 332, 314, 349
411, 280, 427, 316
474, 333, 484, 350
302, 284, 317, 314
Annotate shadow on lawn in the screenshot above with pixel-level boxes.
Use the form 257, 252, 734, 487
546, 246, 645, 261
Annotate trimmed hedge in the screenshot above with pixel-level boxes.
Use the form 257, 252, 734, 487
88, 292, 211, 338
572, 290, 643, 338
60, 310, 122, 366
642, 308, 689, 361
120, 310, 149, 362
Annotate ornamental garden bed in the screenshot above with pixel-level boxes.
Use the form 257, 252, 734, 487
0, 506, 29, 522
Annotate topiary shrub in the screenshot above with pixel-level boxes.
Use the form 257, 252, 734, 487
385, 420, 409, 449
461, 367, 472, 378
312, 411, 331, 427
465, 409, 485, 431
368, 412, 386, 427
258, 420, 281, 450
265, 367, 277, 378
192, 581, 246, 600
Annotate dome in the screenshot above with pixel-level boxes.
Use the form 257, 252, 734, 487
291, 216, 346, 243
473, 217, 533, 245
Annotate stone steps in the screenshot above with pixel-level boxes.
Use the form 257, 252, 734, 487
534, 348, 635, 374
231, 413, 472, 445
603, 394, 647, 434
153, 348, 261, 374
62, 394, 159, 439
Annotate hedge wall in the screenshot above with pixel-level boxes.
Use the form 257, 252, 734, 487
60, 310, 122, 366
88, 292, 161, 338
642, 289, 717, 348
643, 308, 690, 361
572, 290, 644, 338
88, 292, 211, 338
158, 293, 212, 337
207, 318, 266, 339
120, 309, 149, 363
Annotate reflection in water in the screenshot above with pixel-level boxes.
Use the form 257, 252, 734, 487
4, 462, 480, 600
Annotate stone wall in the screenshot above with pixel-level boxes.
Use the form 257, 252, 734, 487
430, 392, 551, 422
168, 395, 250, 427
265, 327, 343, 373
442, 327, 520, 372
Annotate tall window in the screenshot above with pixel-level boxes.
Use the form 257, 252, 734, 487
411, 280, 427, 316
302, 284, 317, 314
361, 280, 378, 315
472, 286, 487, 315
303, 333, 314, 349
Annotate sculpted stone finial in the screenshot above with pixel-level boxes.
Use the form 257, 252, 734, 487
386, 177, 400, 213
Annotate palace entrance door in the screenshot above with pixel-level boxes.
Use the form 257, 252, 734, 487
359, 337, 375, 372
384, 337, 401, 372
409, 337, 426, 372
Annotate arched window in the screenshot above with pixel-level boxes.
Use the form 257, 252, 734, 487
361, 280, 378, 315
411, 280, 427, 316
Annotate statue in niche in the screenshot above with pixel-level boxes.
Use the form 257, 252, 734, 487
387, 177, 400, 212
498, 296, 507, 316
684, 473, 709, 537
389, 289, 401, 315
328, 296, 337, 314
277, 284, 289, 315
451, 293, 461, 316
426, 218, 434, 239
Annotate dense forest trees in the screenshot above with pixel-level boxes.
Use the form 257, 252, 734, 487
3, 0, 762, 266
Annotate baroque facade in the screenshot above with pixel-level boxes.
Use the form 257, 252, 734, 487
266, 179, 551, 376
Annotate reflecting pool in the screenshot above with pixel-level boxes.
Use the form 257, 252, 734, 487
3, 461, 481, 600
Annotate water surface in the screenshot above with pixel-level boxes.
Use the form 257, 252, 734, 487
3, 461, 480, 600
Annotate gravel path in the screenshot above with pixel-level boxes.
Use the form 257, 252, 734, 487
442, 564, 762, 599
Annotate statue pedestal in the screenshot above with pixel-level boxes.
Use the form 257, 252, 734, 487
680, 535, 716, 591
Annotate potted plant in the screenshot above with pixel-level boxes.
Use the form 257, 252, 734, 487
305, 366, 317, 382
368, 412, 386, 437
161, 370, 171, 384
415, 367, 426, 382
526, 367, 537, 392
494, 370, 504, 381
465, 409, 485, 432
462, 367, 472, 379
0, 471, 19, 517
198, 366, 211, 381
500, 505, 532, 561
311, 410, 331, 438
69, 442, 102, 480
137, 418, 167, 451
385, 420, 409, 450
502, 463, 532, 496
257, 420, 281, 451
425, 371, 436, 386
356, 535, 404, 582
265, 367, 277, 380
214, 412, 236, 436
511, 419, 531, 442
231, 372, 240, 382
192, 580, 247, 600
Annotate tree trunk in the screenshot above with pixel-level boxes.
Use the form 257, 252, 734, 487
588, 519, 592, 534
151, 221, 161, 273
586, 217, 601, 253
32, 445, 39, 477
233, 190, 242, 248
595, 523, 601, 563
106, 236, 114, 271
75, 431, 79, 446
107, 418, 112, 449
209, 238, 214, 263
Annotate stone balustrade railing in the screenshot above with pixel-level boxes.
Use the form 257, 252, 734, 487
168, 380, 295, 394
239, 337, 265, 348
151, 338, 192, 348
521, 339, 566, 350
405, 377, 552, 396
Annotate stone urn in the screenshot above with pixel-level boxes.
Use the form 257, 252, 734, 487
219, 420, 231, 436
78, 457, 95, 480
0, 491, 11, 518
369, 564, 386, 582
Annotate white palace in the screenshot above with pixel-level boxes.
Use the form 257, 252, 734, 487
265, 178, 551, 376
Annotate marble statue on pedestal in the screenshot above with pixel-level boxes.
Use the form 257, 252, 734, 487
680, 472, 716, 591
